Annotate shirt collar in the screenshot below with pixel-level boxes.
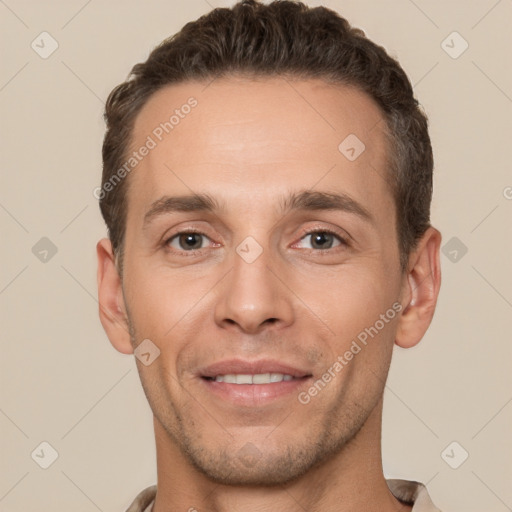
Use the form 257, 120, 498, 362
128, 479, 441, 512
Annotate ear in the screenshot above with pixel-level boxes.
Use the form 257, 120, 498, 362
96, 238, 133, 354
395, 227, 442, 349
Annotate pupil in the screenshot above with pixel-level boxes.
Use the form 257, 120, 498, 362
312, 233, 332, 249
180, 233, 202, 250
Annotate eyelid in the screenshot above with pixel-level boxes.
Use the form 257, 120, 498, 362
162, 223, 351, 255
293, 224, 350, 247
163, 228, 216, 252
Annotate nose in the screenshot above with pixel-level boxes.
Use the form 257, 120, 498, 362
213, 242, 294, 335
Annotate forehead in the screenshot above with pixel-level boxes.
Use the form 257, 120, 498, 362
126, 76, 393, 223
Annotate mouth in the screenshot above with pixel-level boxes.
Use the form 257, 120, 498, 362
198, 359, 313, 406
202, 373, 308, 384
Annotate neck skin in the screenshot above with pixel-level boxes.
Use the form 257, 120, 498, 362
151, 396, 412, 512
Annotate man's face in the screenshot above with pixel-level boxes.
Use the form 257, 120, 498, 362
120, 77, 405, 485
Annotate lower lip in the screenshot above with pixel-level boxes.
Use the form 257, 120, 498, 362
200, 376, 312, 406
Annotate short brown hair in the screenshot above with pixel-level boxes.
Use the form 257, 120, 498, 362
100, 0, 433, 275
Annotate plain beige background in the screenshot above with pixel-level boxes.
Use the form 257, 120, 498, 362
1, 0, 511, 511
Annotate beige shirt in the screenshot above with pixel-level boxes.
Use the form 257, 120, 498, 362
126, 479, 442, 511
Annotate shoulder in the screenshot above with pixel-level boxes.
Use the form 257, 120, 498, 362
386, 479, 442, 511
125, 484, 157, 512
126, 480, 442, 511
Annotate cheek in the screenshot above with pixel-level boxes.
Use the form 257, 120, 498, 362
304, 263, 397, 328
123, 265, 214, 359
305, 270, 400, 373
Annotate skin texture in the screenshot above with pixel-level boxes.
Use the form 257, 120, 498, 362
97, 76, 441, 512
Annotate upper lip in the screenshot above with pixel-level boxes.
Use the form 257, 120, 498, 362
199, 358, 312, 378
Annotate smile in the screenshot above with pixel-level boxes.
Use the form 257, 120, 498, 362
204, 373, 299, 384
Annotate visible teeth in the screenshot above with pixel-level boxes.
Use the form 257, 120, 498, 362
253, 373, 271, 384
236, 374, 252, 384
213, 373, 295, 384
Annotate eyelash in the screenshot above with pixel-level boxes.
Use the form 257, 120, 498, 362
162, 229, 216, 257
162, 227, 349, 256
295, 227, 349, 252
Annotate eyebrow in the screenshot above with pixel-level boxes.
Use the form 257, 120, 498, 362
143, 194, 222, 229
142, 190, 373, 229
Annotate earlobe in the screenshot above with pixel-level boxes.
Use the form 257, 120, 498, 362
96, 238, 134, 354
395, 227, 442, 349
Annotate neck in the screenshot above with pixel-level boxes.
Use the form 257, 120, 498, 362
152, 397, 410, 512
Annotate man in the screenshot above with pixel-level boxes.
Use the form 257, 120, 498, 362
96, 1, 442, 510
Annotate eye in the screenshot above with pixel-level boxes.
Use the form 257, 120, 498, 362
295, 229, 347, 250
165, 231, 212, 252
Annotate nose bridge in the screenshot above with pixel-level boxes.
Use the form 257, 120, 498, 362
214, 236, 293, 332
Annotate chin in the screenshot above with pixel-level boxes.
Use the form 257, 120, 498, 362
192, 456, 313, 487
181, 438, 328, 487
